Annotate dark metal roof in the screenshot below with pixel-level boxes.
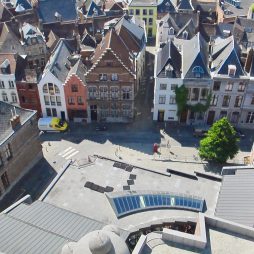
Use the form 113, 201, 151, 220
215, 169, 254, 227
38, 0, 77, 24
177, 0, 194, 11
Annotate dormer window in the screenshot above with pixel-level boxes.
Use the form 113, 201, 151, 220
192, 66, 204, 78
228, 65, 236, 76
169, 27, 174, 35
183, 31, 188, 40
0, 59, 11, 74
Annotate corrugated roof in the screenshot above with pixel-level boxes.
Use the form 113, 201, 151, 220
215, 169, 254, 227
8, 201, 105, 242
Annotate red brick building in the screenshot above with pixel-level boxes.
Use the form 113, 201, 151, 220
85, 28, 136, 122
16, 69, 42, 117
64, 59, 88, 122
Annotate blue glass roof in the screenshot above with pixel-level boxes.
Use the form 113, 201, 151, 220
108, 192, 204, 218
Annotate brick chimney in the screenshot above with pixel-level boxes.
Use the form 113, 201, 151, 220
10, 108, 21, 130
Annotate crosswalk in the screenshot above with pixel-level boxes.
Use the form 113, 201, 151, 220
58, 147, 79, 160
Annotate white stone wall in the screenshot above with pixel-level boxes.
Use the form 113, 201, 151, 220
0, 73, 19, 106
38, 71, 68, 120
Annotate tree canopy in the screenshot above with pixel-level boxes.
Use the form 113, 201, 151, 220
198, 117, 239, 163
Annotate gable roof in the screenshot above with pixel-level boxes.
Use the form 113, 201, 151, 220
83, 0, 105, 17
177, 0, 194, 11
67, 58, 87, 84
12, 0, 32, 10
211, 36, 245, 77
157, 0, 176, 13
176, 18, 196, 39
44, 39, 73, 83
156, 40, 181, 78
181, 33, 210, 79
38, 0, 77, 24
87, 28, 134, 76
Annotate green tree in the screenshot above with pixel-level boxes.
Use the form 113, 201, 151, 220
198, 117, 239, 163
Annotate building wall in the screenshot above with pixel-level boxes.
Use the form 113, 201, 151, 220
64, 74, 88, 121
128, 6, 157, 37
135, 45, 146, 93
0, 113, 41, 198
38, 71, 68, 120
16, 82, 42, 117
0, 73, 19, 106
86, 50, 135, 122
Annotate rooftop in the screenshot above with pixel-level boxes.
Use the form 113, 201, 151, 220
129, 0, 157, 7
43, 158, 221, 231
0, 101, 36, 145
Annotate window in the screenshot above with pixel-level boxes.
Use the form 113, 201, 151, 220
213, 81, 221, 91
238, 82, 246, 92
169, 27, 174, 35
251, 96, 254, 105
234, 96, 243, 107
0, 81, 4, 88
197, 112, 204, 120
183, 31, 188, 39
100, 86, 108, 99
77, 96, 84, 105
99, 74, 107, 81
143, 18, 147, 24
48, 83, 54, 94
111, 86, 119, 99
111, 73, 118, 81
50, 96, 55, 106
149, 9, 153, 15
122, 104, 131, 117
169, 95, 176, 104
148, 18, 153, 26
52, 108, 57, 117
44, 95, 50, 105
211, 94, 218, 106
200, 89, 208, 100
8, 81, 14, 88
159, 95, 166, 104
4, 144, 12, 160
88, 87, 97, 99
171, 84, 178, 91
11, 93, 17, 103
68, 97, 75, 105
56, 96, 61, 106
28, 84, 33, 90
160, 83, 167, 90
110, 102, 118, 117
143, 9, 147, 15
231, 112, 239, 123
225, 82, 233, 91
2, 92, 8, 102
246, 112, 254, 123
191, 88, 199, 101
54, 85, 60, 94
192, 66, 204, 78
228, 65, 236, 76
43, 84, 48, 93
129, 9, 134, 15
135, 9, 140, 15
122, 87, 131, 100
46, 108, 51, 116
71, 84, 78, 92
222, 95, 230, 107
220, 111, 227, 119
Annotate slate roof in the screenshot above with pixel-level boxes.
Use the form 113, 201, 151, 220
156, 40, 181, 78
181, 32, 210, 79
0, 2, 13, 22
44, 39, 73, 83
21, 23, 45, 44
157, 0, 176, 13
82, 0, 105, 17
0, 23, 24, 54
38, 0, 77, 24
177, 0, 194, 11
129, 0, 157, 7
176, 18, 196, 39
0, 101, 36, 145
211, 36, 245, 77
215, 169, 254, 227
67, 58, 87, 84
81, 29, 96, 49
12, 0, 32, 10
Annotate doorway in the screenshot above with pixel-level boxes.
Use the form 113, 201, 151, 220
180, 110, 188, 123
148, 28, 153, 37
157, 110, 165, 122
61, 111, 66, 121
90, 105, 97, 121
207, 111, 215, 125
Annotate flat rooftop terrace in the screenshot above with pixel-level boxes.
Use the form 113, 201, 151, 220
142, 226, 254, 254
43, 158, 221, 230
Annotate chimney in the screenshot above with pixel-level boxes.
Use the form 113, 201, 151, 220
10, 107, 21, 130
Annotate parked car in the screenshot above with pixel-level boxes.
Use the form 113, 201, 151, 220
193, 126, 209, 138
96, 125, 108, 131
38, 117, 68, 132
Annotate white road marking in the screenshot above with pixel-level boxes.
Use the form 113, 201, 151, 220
58, 147, 72, 156
65, 150, 79, 160
61, 149, 76, 158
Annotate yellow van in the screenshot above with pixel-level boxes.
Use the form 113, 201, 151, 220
38, 117, 68, 132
